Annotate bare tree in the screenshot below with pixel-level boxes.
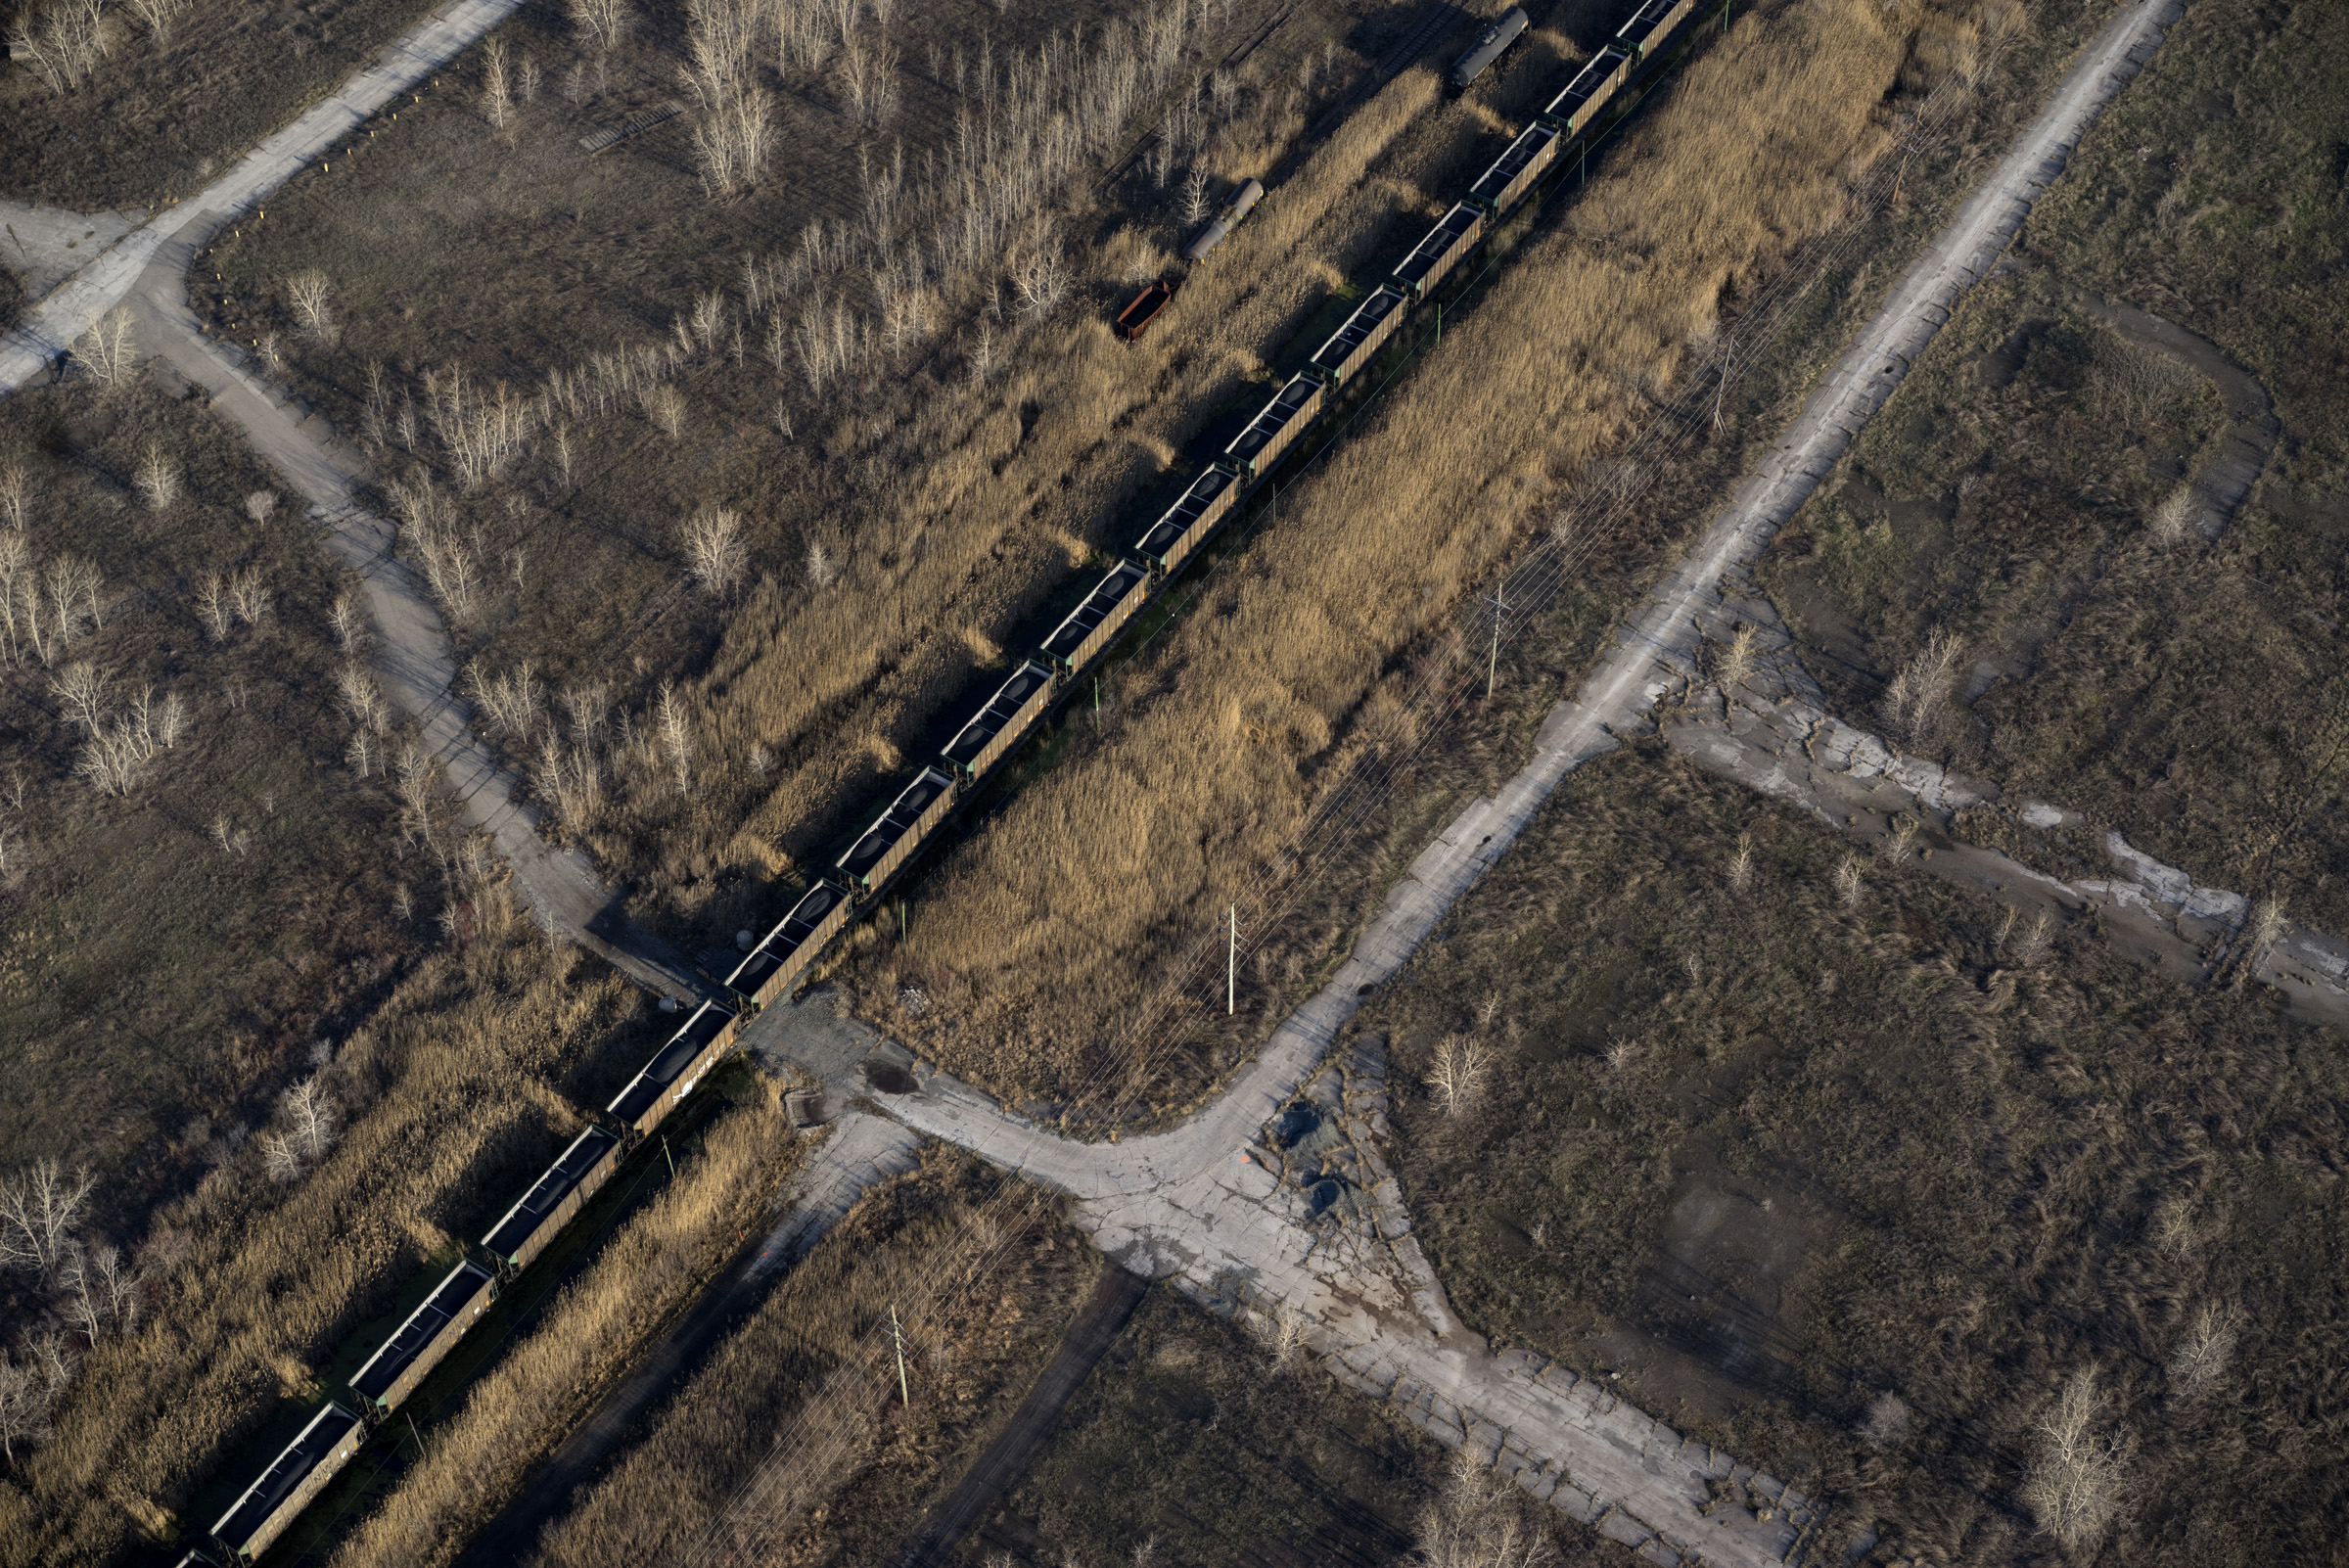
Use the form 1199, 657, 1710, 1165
1013, 234, 1071, 319
256, 1130, 303, 1183
134, 442, 180, 510
482, 35, 515, 128
283, 1077, 340, 1162
682, 505, 748, 599
643, 385, 687, 438
194, 572, 233, 641
1879, 628, 1964, 755
244, 490, 279, 525
805, 538, 838, 589
658, 682, 692, 792
1727, 830, 1754, 892
2166, 1303, 2239, 1402
1859, 1390, 1911, 1451
0, 1353, 56, 1464
0, 1159, 96, 1279
49, 660, 109, 733
330, 593, 367, 654
1424, 1032, 1488, 1117
0, 465, 27, 530
227, 564, 272, 625
72, 307, 138, 389
2019, 1369, 2132, 1551
1178, 165, 1211, 225
566, 0, 633, 53
124, 0, 191, 43
1833, 853, 1864, 909
1415, 1451, 1557, 1568
7, 0, 114, 95
286, 270, 336, 342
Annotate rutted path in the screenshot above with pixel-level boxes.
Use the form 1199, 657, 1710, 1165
2077, 291, 2278, 540
717, 8, 2204, 1567
0, 0, 705, 997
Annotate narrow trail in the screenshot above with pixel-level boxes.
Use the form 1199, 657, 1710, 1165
2075, 291, 2278, 539
0, 0, 707, 997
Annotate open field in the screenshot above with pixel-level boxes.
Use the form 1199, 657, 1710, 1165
0, 375, 414, 1313
0, 910, 689, 1568
0, 0, 439, 210
1758, 0, 2349, 932
1353, 737, 2348, 1565
861, 0, 2115, 1117
202, 0, 1589, 936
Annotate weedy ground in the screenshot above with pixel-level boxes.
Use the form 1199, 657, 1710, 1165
1759, 0, 2349, 931
0, 376, 410, 1315
1355, 739, 2347, 1565
0, 0, 440, 210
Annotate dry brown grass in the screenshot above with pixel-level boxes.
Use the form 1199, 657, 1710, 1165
0, 934, 665, 1568
328, 1089, 798, 1568
529, 1149, 1091, 1568
881, 0, 1919, 1105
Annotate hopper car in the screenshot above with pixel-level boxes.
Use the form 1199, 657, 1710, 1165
607, 999, 739, 1139
836, 767, 957, 892
481, 1125, 622, 1275
1542, 46, 1633, 136
1393, 202, 1487, 300
1310, 287, 1409, 387
944, 662, 1058, 778
1223, 375, 1324, 476
210, 1404, 364, 1562
1041, 562, 1152, 672
726, 880, 854, 1007
348, 1260, 496, 1418
1134, 467, 1239, 575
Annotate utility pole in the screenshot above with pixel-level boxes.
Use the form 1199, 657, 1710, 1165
1227, 903, 1239, 1015
1484, 586, 1508, 699
888, 1303, 911, 1407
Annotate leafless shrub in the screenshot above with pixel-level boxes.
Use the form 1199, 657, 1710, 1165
0, 1159, 95, 1280
1711, 622, 1759, 697
1859, 1390, 1911, 1451
245, 489, 278, 525
134, 442, 179, 510
72, 307, 139, 389
2148, 484, 2196, 545
287, 269, 336, 342
517, 53, 541, 103
49, 660, 109, 733
125, 0, 190, 43
256, 1130, 303, 1183
2019, 1369, 2132, 1551
1879, 627, 1964, 755
1415, 1450, 1557, 1568
1884, 813, 1919, 866
1833, 853, 1865, 908
2166, 1303, 2238, 1402
805, 538, 838, 589
1424, 1032, 1488, 1116
1727, 831, 1755, 891
470, 660, 546, 744
838, 35, 901, 128
682, 505, 748, 600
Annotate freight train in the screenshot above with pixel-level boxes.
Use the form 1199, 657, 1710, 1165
203, 3, 1703, 1555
